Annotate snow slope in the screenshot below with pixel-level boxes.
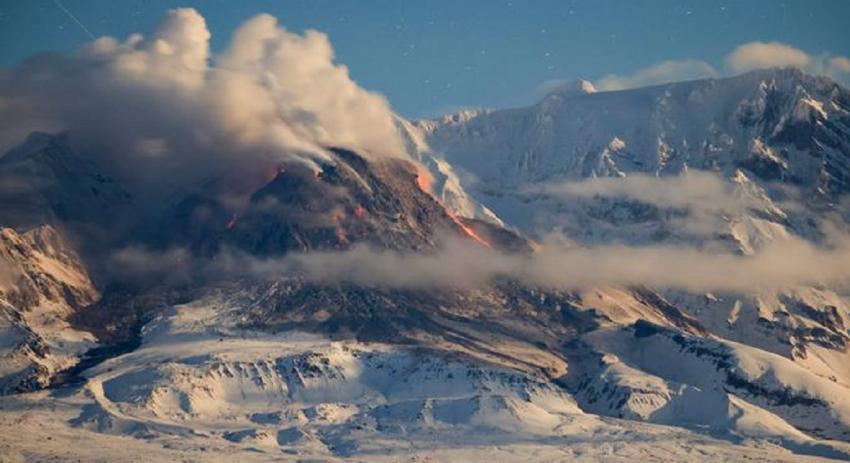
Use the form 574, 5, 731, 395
3, 294, 850, 462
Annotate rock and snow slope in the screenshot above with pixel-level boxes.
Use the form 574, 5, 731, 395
3, 295, 850, 462
414, 68, 850, 251
0, 225, 97, 394
418, 68, 850, 196
414, 67, 850, 409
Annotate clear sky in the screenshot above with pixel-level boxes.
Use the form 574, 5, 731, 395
2, 0, 849, 117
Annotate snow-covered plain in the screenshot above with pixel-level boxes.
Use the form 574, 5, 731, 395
2, 294, 850, 462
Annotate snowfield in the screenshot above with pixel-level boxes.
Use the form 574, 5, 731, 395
2, 295, 850, 462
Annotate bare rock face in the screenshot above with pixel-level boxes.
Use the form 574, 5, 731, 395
0, 225, 98, 393
227, 148, 464, 254
139, 147, 486, 256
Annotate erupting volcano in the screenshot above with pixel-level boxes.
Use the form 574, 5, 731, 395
4, 5, 850, 462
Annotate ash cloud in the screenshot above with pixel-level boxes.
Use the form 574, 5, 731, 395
0, 8, 407, 200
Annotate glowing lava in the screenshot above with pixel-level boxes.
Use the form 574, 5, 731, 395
413, 164, 490, 247
447, 212, 492, 248
415, 165, 434, 194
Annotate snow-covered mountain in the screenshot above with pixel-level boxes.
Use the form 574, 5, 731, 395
2, 69, 850, 462
413, 68, 850, 385
414, 68, 849, 251
0, 225, 98, 393
418, 68, 849, 195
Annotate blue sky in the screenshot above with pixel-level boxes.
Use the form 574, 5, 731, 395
2, 0, 849, 117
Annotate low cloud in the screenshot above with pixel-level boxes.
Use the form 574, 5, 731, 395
527, 170, 779, 239
830, 57, 850, 74
536, 171, 748, 213
0, 8, 407, 199
108, 234, 850, 294
105, 167, 850, 294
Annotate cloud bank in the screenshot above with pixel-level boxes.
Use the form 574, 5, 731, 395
0, 8, 406, 195
591, 41, 850, 92
101, 166, 850, 294
109, 234, 850, 294
537, 171, 748, 213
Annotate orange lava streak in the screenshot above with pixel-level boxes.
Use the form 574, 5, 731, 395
447, 212, 492, 248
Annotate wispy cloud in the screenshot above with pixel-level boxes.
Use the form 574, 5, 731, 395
725, 41, 811, 73
108, 229, 850, 294
535, 171, 747, 213
581, 42, 850, 92
594, 59, 720, 91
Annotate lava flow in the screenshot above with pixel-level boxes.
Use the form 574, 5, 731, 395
414, 164, 490, 247
447, 211, 492, 248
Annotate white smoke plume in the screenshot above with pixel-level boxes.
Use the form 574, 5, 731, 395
0, 8, 406, 197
